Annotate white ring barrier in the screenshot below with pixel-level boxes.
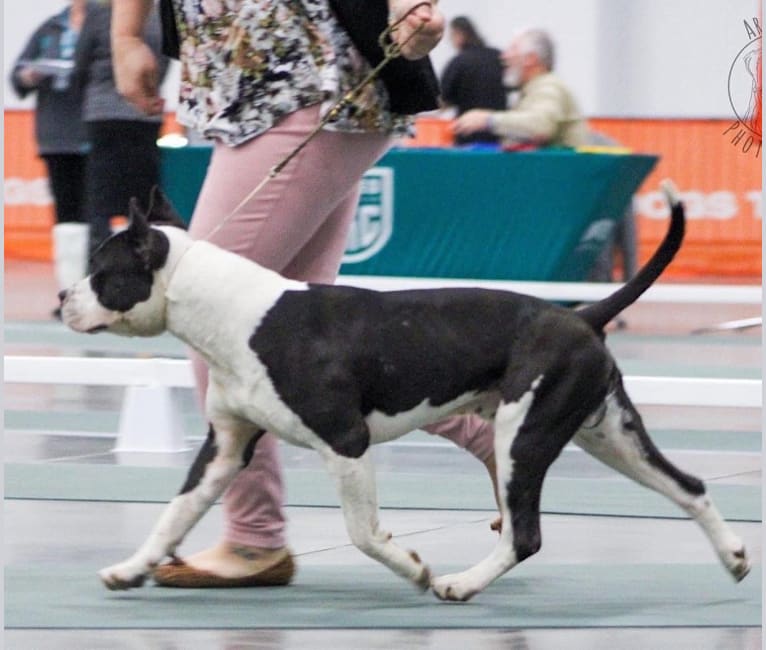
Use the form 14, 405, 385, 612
337, 276, 762, 304
4, 356, 194, 454
4, 356, 195, 388
5, 355, 761, 453
622, 376, 761, 408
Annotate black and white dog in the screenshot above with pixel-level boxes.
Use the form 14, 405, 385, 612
60, 182, 749, 601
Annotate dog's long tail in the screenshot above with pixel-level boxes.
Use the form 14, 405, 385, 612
578, 180, 685, 331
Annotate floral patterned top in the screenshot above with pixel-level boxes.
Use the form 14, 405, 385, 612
173, 0, 410, 146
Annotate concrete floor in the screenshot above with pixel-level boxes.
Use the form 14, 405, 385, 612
3, 259, 763, 649
2, 628, 764, 650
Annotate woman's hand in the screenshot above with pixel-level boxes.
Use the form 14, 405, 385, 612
112, 35, 165, 115
389, 0, 444, 60
110, 0, 163, 114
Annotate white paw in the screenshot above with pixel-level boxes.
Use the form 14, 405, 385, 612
99, 560, 150, 591
431, 573, 479, 602
723, 545, 751, 582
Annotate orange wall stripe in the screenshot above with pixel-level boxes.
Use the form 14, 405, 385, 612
5, 111, 54, 261
5, 111, 762, 279
589, 118, 761, 279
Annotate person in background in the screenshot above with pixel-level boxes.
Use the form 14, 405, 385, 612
454, 28, 588, 149
440, 16, 507, 145
111, 0, 500, 589
586, 131, 638, 294
71, 0, 169, 257
10, 0, 92, 317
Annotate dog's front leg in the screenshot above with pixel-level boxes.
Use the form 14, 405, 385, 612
321, 448, 431, 591
99, 420, 261, 590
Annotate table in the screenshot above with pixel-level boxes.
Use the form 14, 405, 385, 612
160, 147, 657, 281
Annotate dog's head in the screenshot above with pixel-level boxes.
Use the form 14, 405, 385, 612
60, 188, 190, 337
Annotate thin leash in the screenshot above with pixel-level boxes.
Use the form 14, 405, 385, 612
203, 2, 432, 242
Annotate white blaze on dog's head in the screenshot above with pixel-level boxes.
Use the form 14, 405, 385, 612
60, 190, 189, 338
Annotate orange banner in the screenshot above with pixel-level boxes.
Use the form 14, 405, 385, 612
3, 110, 184, 262
589, 118, 761, 280
4, 111, 762, 280
4, 110, 54, 261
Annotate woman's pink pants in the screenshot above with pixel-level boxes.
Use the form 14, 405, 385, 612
188, 106, 494, 548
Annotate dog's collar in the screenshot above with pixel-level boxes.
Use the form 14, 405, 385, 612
160, 238, 197, 298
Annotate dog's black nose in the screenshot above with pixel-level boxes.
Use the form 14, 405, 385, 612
58, 290, 68, 303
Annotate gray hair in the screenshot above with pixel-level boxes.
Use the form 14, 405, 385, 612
515, 28, 556, 71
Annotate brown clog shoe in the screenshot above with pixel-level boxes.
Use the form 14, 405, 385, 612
153, 547, 295, 588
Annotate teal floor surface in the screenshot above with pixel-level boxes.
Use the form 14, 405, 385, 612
6, 462, 760, 522
5, 562, 760, 629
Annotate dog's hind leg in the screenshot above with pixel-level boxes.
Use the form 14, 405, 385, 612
573, 380, 750, 582
432, 351, 604, 601
321, 447, 432, 591
431, 384, 538, 601
99, 421, 261, 590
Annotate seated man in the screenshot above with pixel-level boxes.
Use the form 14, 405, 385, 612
454, 28, 587, 148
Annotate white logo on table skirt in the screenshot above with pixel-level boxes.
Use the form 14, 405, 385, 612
573, 218, 614, 255
579, 219, 614, 244
343, 167, 394, 264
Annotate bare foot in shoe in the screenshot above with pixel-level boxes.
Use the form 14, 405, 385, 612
174, 541, 289, 579
154, 542, 295, 587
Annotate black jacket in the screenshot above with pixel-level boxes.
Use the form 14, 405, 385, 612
441, 45, 507, 143
328, 0, 440, 115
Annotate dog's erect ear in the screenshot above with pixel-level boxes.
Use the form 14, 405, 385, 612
145, 185, 188, 230
127, 197, 169, 271
138, 228, 171, 272
127, 197, 151, 242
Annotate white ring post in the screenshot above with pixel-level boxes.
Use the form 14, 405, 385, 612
115, 385, 190, 453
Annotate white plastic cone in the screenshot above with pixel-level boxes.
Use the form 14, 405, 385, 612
115, 385, 190, 453
52, 222, 89, 290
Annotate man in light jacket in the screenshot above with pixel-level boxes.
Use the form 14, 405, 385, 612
454, 28, 587, 149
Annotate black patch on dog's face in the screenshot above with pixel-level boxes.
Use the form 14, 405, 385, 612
88, 199, 170, 312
